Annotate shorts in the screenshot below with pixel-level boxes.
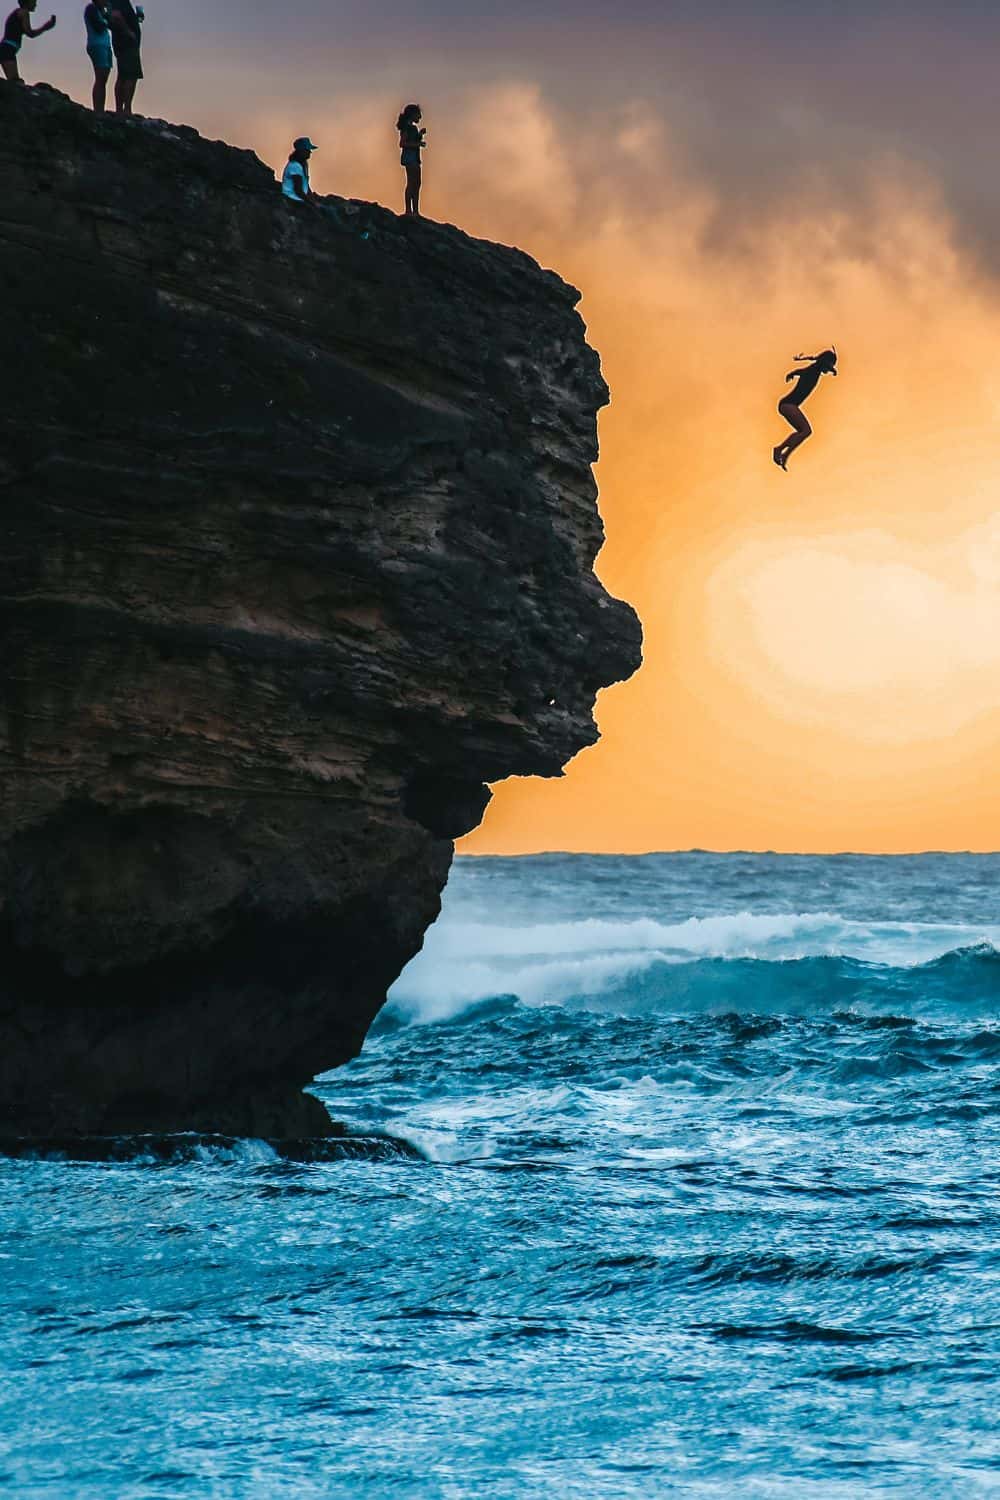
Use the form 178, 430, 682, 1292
401, 149, 421, 169
114, 44, 143, 81
88, 42, 113, 70
0, 42, 18, 62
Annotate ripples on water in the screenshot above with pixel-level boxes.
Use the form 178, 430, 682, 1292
2, 853, 999, 1497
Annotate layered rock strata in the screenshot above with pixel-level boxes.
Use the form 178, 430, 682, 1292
0, 85, 642, 1138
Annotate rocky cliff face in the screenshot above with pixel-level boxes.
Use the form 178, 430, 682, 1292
0, 85, 642, 1139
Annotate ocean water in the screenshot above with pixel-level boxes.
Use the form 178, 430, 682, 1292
2, 852, 999, 1498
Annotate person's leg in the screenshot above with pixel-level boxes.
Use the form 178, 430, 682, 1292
0, 52, 20, 82
91, 61, 110, 113
405, 164, 420, 215
117, 76, 137, 115
774, 403, 811, 468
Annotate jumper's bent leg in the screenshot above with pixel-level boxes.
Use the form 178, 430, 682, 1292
774, 402, 812, 468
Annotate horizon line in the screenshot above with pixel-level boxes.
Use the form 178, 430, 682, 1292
456, 847, 1000, 858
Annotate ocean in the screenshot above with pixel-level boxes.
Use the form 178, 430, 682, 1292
2, 852, 998, 1497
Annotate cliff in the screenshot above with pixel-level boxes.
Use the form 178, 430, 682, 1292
0, 85, 642, 1139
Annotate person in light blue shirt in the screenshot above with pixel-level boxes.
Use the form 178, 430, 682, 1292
282, 137, 317, 202
279, 135, 375, 242
84, 0, 112, 113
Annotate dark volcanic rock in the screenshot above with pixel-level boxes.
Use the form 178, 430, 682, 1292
0, 86, 642, 1138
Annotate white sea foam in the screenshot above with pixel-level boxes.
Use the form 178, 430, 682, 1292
388, 910, 1000, 1023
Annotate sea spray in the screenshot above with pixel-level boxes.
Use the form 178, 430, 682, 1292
3, 853, 998, 1498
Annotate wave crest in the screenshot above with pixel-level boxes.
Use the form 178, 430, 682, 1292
388, 909, 1000, 1024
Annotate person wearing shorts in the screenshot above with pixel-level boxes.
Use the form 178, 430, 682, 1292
84, 0, 112, 113
0, 1, 56, 82
110, 0, 143, 116
396, 103, 425, 217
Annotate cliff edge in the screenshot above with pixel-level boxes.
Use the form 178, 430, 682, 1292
0, 86, 642, 1139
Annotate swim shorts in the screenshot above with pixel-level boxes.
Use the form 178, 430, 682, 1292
114, 43, 143, 80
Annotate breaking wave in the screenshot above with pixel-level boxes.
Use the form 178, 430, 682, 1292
389, 908, 1000, 1023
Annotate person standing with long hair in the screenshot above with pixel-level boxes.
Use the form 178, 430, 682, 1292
0, 0, 56, 82
397, 103, 425, 217
84, 0, 113, 113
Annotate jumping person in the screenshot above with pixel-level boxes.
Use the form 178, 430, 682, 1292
282, 137, 317, 202
397, 103, 425, 217
109, 0, 143, 116
0, 1, 56, 82
773, 349, 837, 470
84, 0, 113, 113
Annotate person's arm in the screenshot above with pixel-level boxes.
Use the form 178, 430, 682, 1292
22, 7, 57, 36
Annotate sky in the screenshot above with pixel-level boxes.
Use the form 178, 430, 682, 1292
31, 2, 1000, 851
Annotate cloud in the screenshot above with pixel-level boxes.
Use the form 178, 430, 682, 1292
708, 523, 1000, 743
33, 12, 1000, 847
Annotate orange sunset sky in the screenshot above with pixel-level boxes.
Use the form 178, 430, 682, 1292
34, 1, 1000, 852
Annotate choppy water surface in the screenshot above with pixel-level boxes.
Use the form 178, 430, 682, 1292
3, 853, 999, 1497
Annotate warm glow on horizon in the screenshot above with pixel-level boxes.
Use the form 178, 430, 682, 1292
35, 19, 1000, 853
448, 99, 1000, 853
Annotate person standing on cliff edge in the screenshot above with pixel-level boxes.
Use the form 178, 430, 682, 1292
0, 1, 56, 82
109, 0, 144, 116
84, 0, 113, 113
397, 103, 425, 217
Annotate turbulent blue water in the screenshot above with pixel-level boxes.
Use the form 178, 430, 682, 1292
3, 853, 999, 1497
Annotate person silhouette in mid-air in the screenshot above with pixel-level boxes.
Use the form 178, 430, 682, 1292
773, 348, 837, 470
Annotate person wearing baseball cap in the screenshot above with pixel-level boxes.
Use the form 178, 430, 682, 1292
282, 137, 318, 202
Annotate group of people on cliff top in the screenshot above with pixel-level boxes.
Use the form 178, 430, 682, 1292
1, 0, 143, 114
3, 7, 835, 465
281, 106, 426, 221
1, 6, 428, 217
